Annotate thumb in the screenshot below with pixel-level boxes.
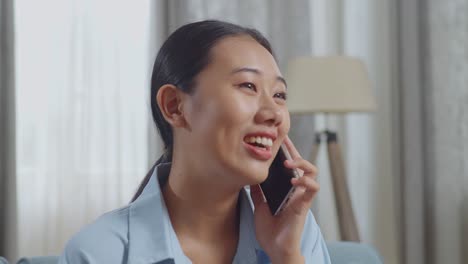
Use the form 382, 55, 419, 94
249, 184, 266, 209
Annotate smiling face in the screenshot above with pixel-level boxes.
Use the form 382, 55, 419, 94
175, 35, 290, 187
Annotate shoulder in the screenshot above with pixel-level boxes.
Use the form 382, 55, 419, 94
59, 206, 130, 264
301, 210, 332, 264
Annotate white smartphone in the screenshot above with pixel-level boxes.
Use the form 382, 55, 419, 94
259, 143, 301, 216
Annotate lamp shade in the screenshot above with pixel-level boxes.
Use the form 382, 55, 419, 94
285, 56, 376, 114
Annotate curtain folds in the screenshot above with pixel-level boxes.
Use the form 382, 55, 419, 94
13, 0, 162, 258
0, 0, 18, 261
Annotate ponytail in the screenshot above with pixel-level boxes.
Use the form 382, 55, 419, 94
130, 149, 173, 202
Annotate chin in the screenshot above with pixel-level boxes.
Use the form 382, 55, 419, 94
238, 163, 270, 186
218, 151, 272, 186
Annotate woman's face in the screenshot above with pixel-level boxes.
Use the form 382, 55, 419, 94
179, 35, 290, 187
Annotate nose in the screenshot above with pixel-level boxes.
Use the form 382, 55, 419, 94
254, 96, 283, 127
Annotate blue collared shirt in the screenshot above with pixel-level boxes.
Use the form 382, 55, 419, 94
59, 163, 331, 264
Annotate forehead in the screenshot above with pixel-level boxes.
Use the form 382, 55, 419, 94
206, 35, 282, 77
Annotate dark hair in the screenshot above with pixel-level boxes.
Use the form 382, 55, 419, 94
131, 20, 274, 202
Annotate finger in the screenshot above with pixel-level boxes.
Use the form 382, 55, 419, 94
292, 177, 320, 193
249, 184, 266, 208
284, 158, 318, 177
283, 136, 302, 160
286, 179, 320, 214
291, 177, 320, 203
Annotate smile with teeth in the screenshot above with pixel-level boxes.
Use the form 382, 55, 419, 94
245, 136, 273, 149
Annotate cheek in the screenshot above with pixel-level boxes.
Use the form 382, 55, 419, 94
191, 92, 255, 131
219, 95, 256, 125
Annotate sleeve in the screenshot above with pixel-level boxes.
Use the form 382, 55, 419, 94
301, 210, 332, 264
58, 234, 126, 264
58, 212, 128, 264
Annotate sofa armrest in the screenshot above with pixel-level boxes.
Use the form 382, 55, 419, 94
327, 241, 383, 264
16, 256, 59, 264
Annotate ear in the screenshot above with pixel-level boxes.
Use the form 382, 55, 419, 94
156, 84, 186, 127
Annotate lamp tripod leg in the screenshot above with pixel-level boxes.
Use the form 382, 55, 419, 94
325, 131, 360, 242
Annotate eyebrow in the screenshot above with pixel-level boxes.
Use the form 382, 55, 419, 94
230, 67, 288, 88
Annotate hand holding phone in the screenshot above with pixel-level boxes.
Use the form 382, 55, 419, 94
251, 137, 320, 262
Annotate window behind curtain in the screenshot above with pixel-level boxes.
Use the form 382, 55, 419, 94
14, 0, 157, 256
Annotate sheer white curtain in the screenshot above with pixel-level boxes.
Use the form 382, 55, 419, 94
342, 2, 399, 263
14, 0, 162, 258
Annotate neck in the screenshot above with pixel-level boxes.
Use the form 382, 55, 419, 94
162, 161, 241, 243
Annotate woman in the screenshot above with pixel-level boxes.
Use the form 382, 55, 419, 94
59, 20, 331, 264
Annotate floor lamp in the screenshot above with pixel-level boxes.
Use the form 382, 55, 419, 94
286, 56, 376, 242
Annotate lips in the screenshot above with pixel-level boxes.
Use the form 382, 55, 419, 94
243, 142, 273, 160
243, 132, 277, 160
245, 136, 273, 147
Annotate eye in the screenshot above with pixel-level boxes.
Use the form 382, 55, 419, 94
274, 92, 287, 100
239, 82, 257, 91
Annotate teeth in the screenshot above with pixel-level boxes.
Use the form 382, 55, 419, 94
246, 136, 273, 147
267, 138, 273, 146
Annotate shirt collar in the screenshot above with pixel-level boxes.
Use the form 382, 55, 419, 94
234, 187, 263, 264
127, 162, 262, 264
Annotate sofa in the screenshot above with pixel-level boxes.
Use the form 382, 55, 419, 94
12, 241, 382, 263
